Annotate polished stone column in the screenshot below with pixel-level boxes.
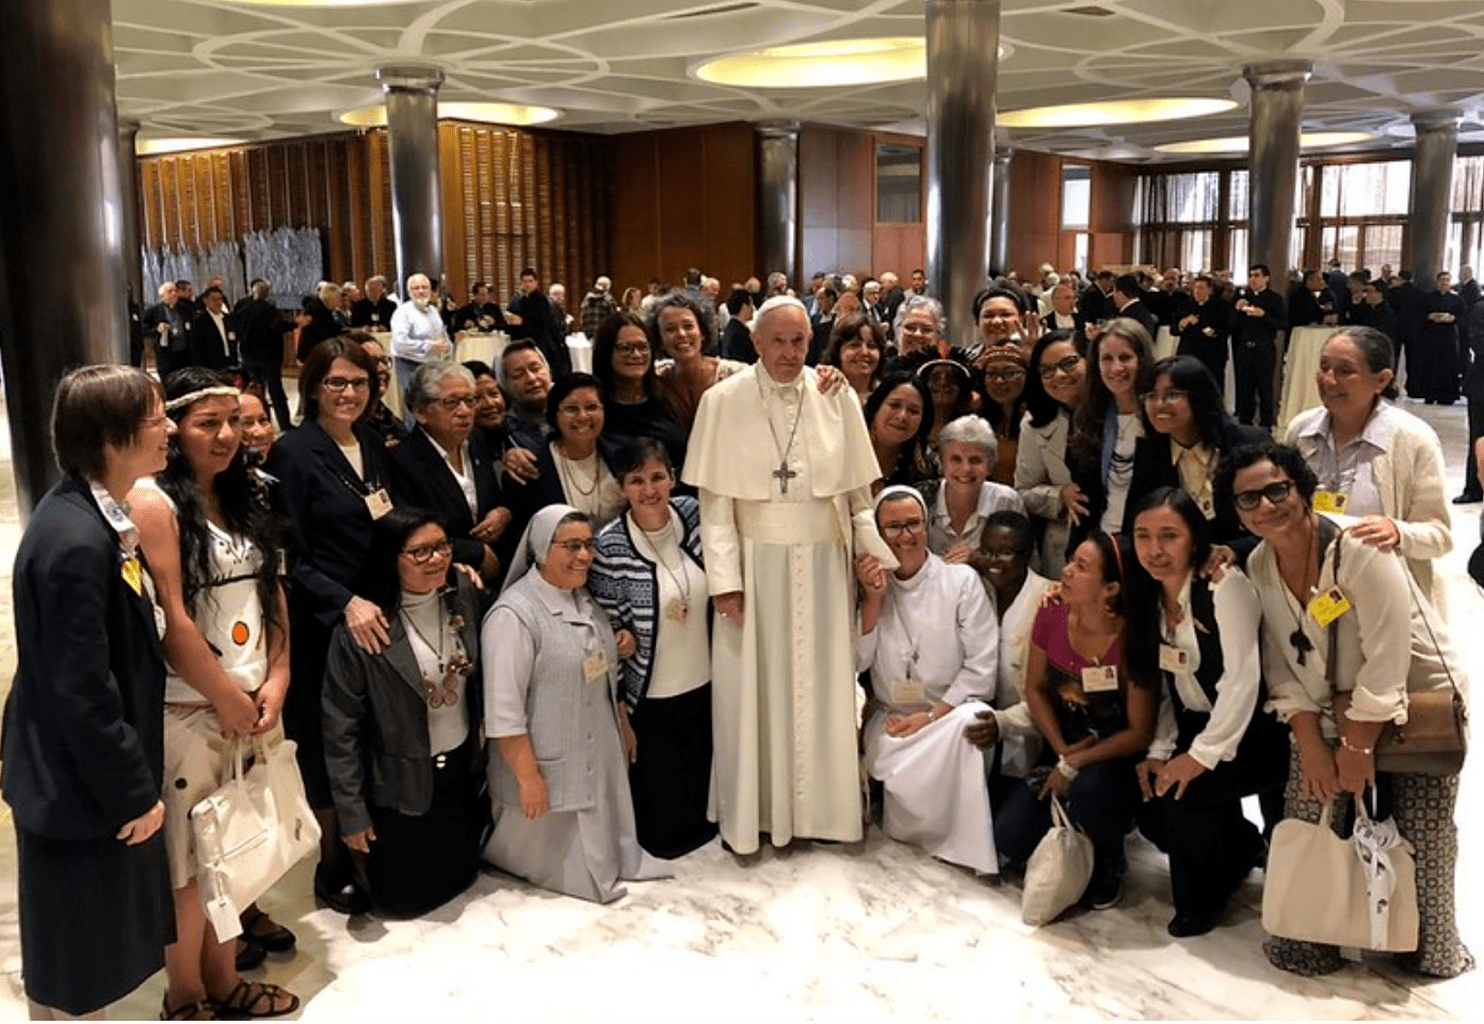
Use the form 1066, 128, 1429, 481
1243, 60, 1311, 278
989, 148, 1012, 277
118, 117, 144, 341
377, 64, 444, 295
0, 0, 130, 513
757, 122, 800, 289
1408, 110, 1459, 289
925, 0, 1000, 346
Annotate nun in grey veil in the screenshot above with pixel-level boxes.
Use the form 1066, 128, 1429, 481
480, 504, 669, 901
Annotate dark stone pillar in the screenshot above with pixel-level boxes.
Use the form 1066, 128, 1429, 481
925, 0, 1001, 346
376, 64, 445, 297
757, 122, 800, 289
118, 117, 144, 360
1243, 60, 1311, 279
1408, 110, 1459, 289
989, 148, 1012, 277
0, 0, 130, 514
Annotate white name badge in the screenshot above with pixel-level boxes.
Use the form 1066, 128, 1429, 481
583, 650, 609, 685
1159, 644, 1189, 673
1081, 665, 1118, 693
364, 488, 393, 520
890, 676, 927, 707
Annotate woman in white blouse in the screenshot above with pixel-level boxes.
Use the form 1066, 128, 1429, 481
854, 486, 999, 874
1284, 326, 1452, 614
1123, 488, 1288, 938
1215, 442, 1472, 978
917, 415, 1025, 564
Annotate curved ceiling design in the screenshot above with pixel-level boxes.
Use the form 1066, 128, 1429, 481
113, 0, 1484, 161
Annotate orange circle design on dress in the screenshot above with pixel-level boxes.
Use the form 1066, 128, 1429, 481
231, 621, 250, 645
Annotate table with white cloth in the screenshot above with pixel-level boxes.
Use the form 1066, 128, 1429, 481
1278, 325, 1335, 427
453, 330, 506, 368
1154, 326, 1178, 361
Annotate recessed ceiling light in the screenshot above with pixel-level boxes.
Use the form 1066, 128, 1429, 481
999, 97, 1237, 128
1154, 131, 1373, 154
137, 137, 245, 155
338, 102, 561, 128
695, 37, 926, 88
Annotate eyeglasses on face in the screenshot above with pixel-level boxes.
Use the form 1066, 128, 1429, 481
323, 376, 371, 393
614, 341, 650, 356
984, 368, 1027, 384
401, 539, 452, 564
879, 518, 926, 539
437, 395, 478, 410
1138, 388, 1188, 406
1233, 480, 1294, 511
551, 539, 596, 555
1038, 355, 1082, 380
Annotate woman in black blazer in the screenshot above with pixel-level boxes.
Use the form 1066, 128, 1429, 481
275, 337, 392, 914
387, 361, 513, 589
1123, 355, 1268, 546
322, 508, 486, 917
1, 366, 175, 1017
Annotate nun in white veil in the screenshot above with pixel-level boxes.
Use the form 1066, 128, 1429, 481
481, 504, 668, 902
855, 485, 1000, 874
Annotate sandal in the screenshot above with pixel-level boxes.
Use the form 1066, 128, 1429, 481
161, 995, 216, 1020
240, 907, 297, 953
213, 980, 299, 1020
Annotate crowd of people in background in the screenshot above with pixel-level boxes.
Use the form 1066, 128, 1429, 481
9, 252, 1477, 1018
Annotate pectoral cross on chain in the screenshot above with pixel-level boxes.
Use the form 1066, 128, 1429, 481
773, 461, 798, 494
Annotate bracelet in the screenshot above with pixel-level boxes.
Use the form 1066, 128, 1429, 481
1056, 757, 1080, 781
925, 708, 937, 723
1340, 735, 1374, 756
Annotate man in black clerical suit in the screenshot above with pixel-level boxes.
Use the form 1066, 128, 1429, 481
454, 281, 511, 334
1078, 270, 1117, 325
1174, 275, 1231, 388
1230, 264, 1287, 428
188, 286, 238, 370
1111, 273, 1158, 338
1287, 269, 1336, 328
349, 275, 398, 329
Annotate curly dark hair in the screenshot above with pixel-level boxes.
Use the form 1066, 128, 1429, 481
648, 290, 717, 356
1212, 440, 1319, 517
157, 367, 286, 649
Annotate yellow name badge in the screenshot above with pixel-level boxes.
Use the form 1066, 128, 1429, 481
121, 557, 143, 596
1312, 491, 1348, 515
1081, 664, 1119, 693
1308, 586, 1352, 627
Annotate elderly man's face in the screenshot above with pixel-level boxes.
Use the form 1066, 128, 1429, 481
366, 279, 384, 301
160, 283, 178, 306
1051, 284, 1075, 316
407, 275, 433, 302
204, 291, 225, 315
503, 350, 551, 408
417, 372, 476, 445
752, 307, 810, 383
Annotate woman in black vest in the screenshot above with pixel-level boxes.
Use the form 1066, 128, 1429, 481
1124, 487, 1289, 937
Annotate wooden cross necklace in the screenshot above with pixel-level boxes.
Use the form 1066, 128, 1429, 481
756, 371, 805, 494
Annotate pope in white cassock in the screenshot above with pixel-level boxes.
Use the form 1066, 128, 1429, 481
683, 296, 898, 854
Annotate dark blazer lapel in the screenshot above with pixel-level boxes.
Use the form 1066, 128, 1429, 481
468, 433, 500, 515
411, 430, 469, 526
382, 617, 428, 700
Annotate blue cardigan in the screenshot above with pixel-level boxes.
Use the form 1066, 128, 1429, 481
587, 495, 705, 710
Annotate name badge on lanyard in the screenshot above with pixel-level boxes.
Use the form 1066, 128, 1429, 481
1313, 491, 1348, 515
583, 648, 609, 685
1081, 665, 1118, 693
364, 488, 393, 520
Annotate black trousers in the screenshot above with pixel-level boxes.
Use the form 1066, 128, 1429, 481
1463, 388, 1484, 498
1137, 709, 1289, 919
1234, 340, 1277, 427
1177, 336, 1227, 395
243, 357, 293, 432
628, 684, 717, 859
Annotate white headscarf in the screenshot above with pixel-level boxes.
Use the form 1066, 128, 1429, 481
873, 484, 928, 522
501, 503, 583, 594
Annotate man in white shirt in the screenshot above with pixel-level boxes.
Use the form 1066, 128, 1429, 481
389, 273, 451, 418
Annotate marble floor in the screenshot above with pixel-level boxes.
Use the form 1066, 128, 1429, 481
0, 389, 1479, 1020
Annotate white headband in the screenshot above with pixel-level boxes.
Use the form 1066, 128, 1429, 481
165, 385, 240, 412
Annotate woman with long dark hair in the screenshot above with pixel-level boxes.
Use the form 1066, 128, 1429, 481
130, 367, 299, 1018
1123, 487, 1288, 937
865, 372, 936, 491
1014, 330, 1087, 576
591, 310, 687, 468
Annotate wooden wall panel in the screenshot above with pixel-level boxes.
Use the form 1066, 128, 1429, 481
1007, 150, 1062, 277
799, 124, 925, 284
607, 123, 756, 295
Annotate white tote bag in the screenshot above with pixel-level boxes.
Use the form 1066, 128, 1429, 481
1022, 795, 1094, 926
191, 736, 321, 940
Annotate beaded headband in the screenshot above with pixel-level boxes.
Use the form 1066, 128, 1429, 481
165, 385, 240, 411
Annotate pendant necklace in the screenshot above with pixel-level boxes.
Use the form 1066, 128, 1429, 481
755, 371, 804, 494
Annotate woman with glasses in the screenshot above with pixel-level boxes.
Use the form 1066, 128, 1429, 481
4, 367, 175, 1019
854, 486, 1000, 874
482, 505, 667, 902
322, 508, 486, 917
890, 294, 947, 362
276, 336, 394, 914
1126, 355, 1265, 544
1014, 331, 1087, 576
504, 371, 627, 531
1214, 441, 1472, 978
591, 310, 688, 470
388, 361, 511, 588
1284, 327, 1452, 615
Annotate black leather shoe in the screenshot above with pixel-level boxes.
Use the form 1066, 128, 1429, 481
1168, 911, 1220, 938
235, 937, 267, 972
314, 865, 372, 915
1452, 493, 1482, 505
